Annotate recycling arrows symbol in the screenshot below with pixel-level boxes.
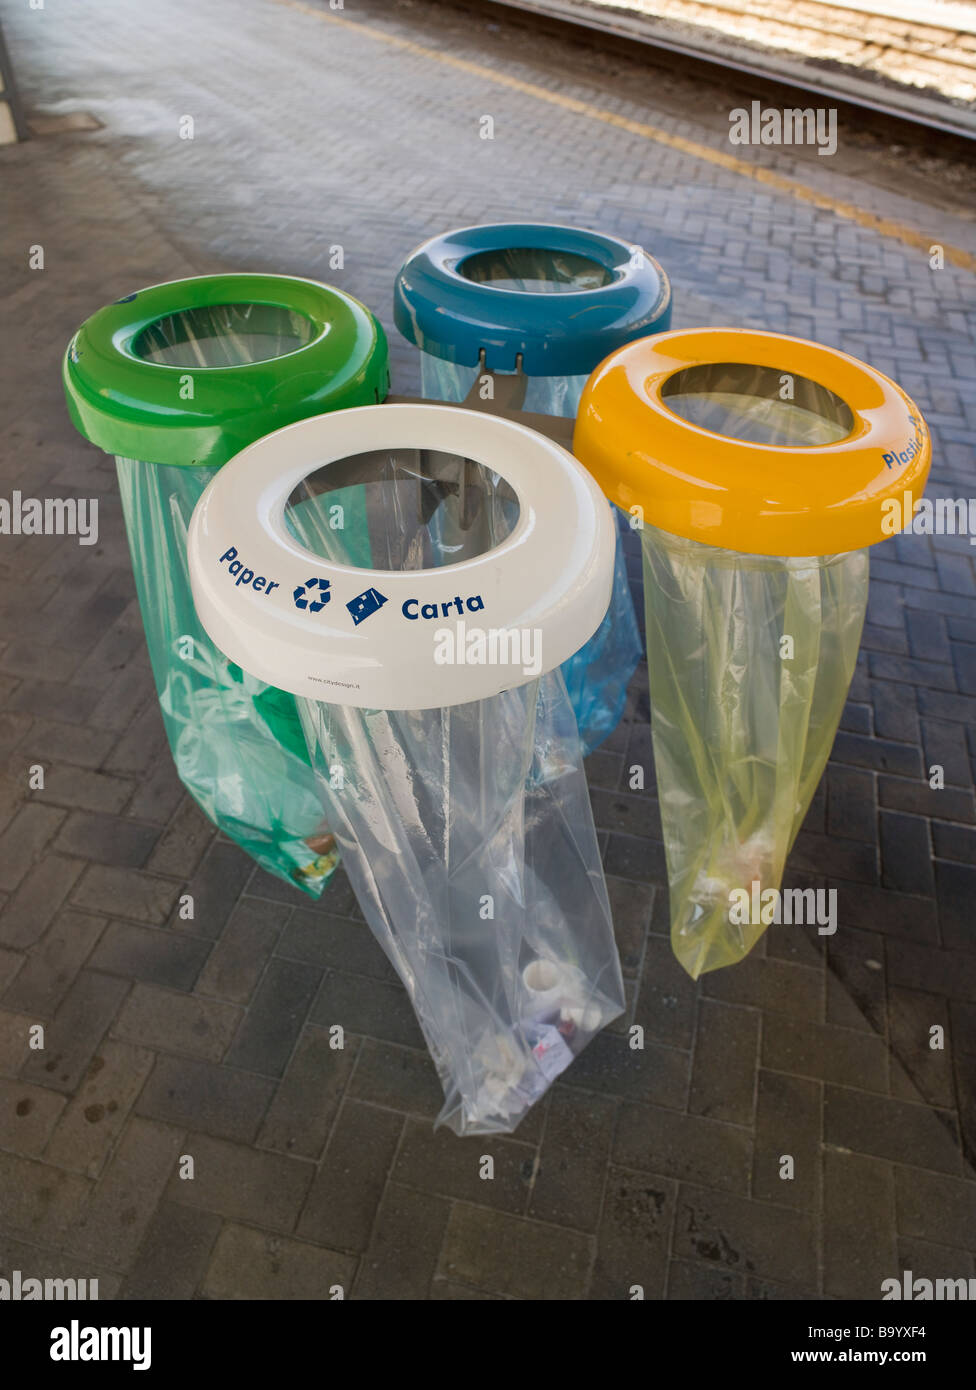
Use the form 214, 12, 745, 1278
293, 577, 332, 614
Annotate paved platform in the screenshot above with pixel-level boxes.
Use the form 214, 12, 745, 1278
0, 0, 974, 1301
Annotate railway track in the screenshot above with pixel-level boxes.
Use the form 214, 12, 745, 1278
462, 0, 976, 141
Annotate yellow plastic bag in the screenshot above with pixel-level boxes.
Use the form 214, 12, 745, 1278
641, 526, 868, 977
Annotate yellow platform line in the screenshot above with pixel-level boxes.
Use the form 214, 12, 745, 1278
278, 0, 975, 274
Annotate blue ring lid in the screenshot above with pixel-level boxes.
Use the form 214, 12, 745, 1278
394, 222, 672, 376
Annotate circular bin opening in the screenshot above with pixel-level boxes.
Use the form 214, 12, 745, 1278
458, 247, 614, 294
133, 302, 317, 368
660, 362, 855, 447
284, 448, 521, 572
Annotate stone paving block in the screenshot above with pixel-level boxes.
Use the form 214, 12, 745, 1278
752, 1070, 820, 1211
346, 1038, 444, 1119
887, 986, 955, 1108
276, 909, 397, 981
880, 810, 936, 896
950, 1000, 976, 1055
297, 1100, 403, 1251
257, 1024, 356, 1160
438, 1202, 592, 1301
53, 810, 158, 868
886, 939, 976, 1002
66, 1117, 186, 1270
90, 917, 212, 996
824, 1149, 897, 1299
33, 766, 134, 816
310, 969, 426, 1051
146, 796, 214, 879
529, 1088, 615, 1232
895, 1168, 976, 1252
202, 1222, 356, 1300
838, 881, 939, 944
225, 958, 324, 1078
394, 1116, 534, 1216
591, 1167, 675, 1301
0, 1151, 91, 1246
136, 1054, 275, 1145
933, 823, 976, 865
72, 864, 181, 926
703, 953, 822, 1021
826, 765, 877, 844
632, 935, 698, 1050
896, 1235, 975, 1285
175, 842, 256, 940
356, 1183, 452, 1300
112, 983, 243, 1063
118, 1200, 222, 1300
19, 970, 129, 1095
560, 1029, 690, 1111
673, 1184, 818, 1288
606, 875, 654, 975
763, 1014, 888, 1092
16, 719, 116, 771
194, 897, 288, 1004
615, 1103, 753, 1194
604, 830, 667, 884
124, 758, 184, 826
825, 925, 887, 1033
1, 908, 104, 1018
44, 1043, 152, 1187
0, 802, 65, 892
0, 948, 21, 998
825, 1085, 963, 1174
689, 999, 759, 1126
0, 854, 85, 950
166, 1133, 314, 1233
0, 1075, 66, 1157
666, 1258, 742, 1300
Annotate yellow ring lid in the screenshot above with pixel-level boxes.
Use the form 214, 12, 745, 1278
573, 327, 932, 556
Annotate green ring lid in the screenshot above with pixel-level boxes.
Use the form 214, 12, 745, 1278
63, 273, 390, 468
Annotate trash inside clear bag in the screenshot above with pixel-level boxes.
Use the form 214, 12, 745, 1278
286, 450, 625, 1135
642, 366, 869, 977
419, 322, 643, 756
115, 456, 338, 895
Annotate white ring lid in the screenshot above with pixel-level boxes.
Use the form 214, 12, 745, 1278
187, 403, 615, 710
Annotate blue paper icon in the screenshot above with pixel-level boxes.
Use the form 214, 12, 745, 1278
347, 587, 388, 625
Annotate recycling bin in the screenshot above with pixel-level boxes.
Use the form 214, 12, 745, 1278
63, 274, 389, 894
575, 328, 931, 978
394, 223, 672, 753
188, 403, 626, 1134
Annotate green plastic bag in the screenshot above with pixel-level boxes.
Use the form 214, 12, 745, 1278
64, 278, 390, 897
116, 457, 340, 894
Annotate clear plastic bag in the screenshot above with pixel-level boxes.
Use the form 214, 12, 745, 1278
116, 456, 338, 895
640, 366, 869, 976
287, 449, 625, 1134
419, 297, 643, 757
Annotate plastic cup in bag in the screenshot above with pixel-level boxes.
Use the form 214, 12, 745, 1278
63, 274, 389, 894
575, 328, 932, 978
187, 403, 626, 1134
394, 223, 672, 754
